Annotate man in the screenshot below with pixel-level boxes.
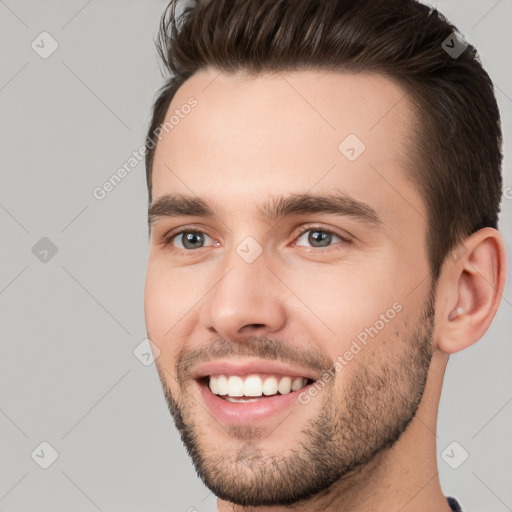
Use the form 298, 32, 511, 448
143, 0, 506, 510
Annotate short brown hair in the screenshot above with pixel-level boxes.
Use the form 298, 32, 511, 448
145, 0, 503, 281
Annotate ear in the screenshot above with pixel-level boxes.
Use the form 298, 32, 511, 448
435, 227, 507, 354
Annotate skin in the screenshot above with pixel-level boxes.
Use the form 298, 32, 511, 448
144, 68, 506, 512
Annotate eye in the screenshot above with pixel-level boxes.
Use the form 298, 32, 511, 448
159, 225, 351, 253
294, 227, 350, 249
163, 229, 216, 251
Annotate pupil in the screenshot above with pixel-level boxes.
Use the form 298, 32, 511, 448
183, 232, 203, 249
309, 230, 331, 247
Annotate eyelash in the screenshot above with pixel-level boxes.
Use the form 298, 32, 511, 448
160, 224, 352, 255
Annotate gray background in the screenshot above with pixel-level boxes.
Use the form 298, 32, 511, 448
0, 1, 511, 511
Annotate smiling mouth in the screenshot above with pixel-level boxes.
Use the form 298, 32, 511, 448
203, 373, 314, 402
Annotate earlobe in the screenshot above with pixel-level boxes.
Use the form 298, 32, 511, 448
437, 228, 506, 354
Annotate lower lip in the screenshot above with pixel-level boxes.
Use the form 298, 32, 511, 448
196, 380, 312, 425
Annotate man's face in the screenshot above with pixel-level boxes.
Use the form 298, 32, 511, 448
144, 69, 436, 506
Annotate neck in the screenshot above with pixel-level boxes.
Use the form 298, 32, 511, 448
218, 350, 452, 512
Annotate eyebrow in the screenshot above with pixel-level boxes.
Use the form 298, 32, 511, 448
148, 192, 382, 228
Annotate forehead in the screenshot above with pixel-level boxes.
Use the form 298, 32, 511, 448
150, 68, 423, 226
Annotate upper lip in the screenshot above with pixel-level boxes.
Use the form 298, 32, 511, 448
190, 358, 320, 382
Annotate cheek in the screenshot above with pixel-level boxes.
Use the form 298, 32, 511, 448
283, 263, 404, 348
144, 265, 166, 335
325, 316, 411, 408
144, 261, 184, 362
144, 259, 188, 328
144, 261, 198, 377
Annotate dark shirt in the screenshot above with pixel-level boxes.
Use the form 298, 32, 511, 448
447, 496, 462, 511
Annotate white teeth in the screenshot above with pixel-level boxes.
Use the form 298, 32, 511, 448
291, 377, 304, 392
262, 376, 278, 396
225, 396, 260, 403
227, 376, 244, 397
244, 375, 263, 397
208, 374, 308, 398
277, 376, 292, 395
216, 375, 229, 395
209, 375, 219, 394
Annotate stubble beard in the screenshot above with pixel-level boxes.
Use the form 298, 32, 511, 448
156, 292, 435, 507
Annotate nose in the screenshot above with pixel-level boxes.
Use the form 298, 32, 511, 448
198, 250, 288, 341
